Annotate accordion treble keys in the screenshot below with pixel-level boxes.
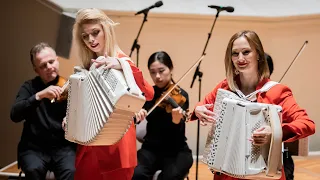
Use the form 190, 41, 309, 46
65, 58, 146, 146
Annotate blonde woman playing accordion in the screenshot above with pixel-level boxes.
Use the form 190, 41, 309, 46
190, 30, 315, 180
68, 8, 154, 180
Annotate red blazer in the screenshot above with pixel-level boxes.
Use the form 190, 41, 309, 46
190, 78, 315, 180
74, 53, 154, 180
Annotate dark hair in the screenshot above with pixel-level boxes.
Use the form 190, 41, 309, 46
147, 51, 175, 83
148, 51, 173, 69
265, 52, 274, 76
29, 42, 53, 65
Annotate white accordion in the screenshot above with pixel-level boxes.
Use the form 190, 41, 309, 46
203, 83, 283, 179
64, 57, 146, 146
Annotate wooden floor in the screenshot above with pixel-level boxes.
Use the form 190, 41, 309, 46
187, 156, 320, 180
1, 156, 320, 179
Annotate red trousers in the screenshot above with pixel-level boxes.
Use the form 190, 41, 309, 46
74, 123, 137, 180
75, 166, 134, 180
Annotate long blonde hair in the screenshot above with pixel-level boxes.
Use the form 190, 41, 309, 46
73, 8, 123, 69
224, 30, 270, 91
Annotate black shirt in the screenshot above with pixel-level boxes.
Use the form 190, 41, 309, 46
142, 85, 190, 154
10, 76, 76, 151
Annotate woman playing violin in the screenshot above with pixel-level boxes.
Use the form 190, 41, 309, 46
133, 51, 193, 180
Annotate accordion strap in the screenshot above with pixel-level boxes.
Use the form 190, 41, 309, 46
266, 106, 283, 177
235, 81, 279, 101
117, 57, 142, 96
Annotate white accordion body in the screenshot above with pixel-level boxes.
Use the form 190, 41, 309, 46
203, 83, 284, 179
65, 57, 146, 146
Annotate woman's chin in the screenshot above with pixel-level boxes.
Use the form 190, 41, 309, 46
156, 84, 166, 89
239, 69, 256, 76
89, 47, 102, 54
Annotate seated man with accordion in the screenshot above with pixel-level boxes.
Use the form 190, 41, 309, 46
190, 30, 315, 180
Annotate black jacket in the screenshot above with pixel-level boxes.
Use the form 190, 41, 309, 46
10, 76, 76, 152
142, 85, 190, 154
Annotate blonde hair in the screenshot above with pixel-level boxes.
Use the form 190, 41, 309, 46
224, 30, 270, 91
73, 8, 122, 69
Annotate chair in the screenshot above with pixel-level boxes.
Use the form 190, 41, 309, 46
0, 161, 54, 180
17, 161, 55, 180
136, 118, 148, 143
18, 170, 55, 180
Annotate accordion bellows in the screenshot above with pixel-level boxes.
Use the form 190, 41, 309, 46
203, 88, 283, 179
65, 57, 146, 146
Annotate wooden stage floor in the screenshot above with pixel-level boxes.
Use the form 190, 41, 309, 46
1, 155, 320, 179
187, 155, 320, 180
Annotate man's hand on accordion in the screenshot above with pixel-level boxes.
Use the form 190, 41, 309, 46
194, 104, 216, 126
91, 53, 122, 70
250, 125, 272, 146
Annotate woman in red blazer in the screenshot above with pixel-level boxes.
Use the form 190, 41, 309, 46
191, 30, 315, 180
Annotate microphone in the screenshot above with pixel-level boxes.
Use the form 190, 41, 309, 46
135, 1, 163, 15
208, 5, 234, 13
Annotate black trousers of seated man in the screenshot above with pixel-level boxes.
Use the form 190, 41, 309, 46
132, 145, 193, 180
18, 145, 76, 180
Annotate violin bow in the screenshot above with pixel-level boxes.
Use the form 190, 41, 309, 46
147, 55, 206, 116
278, 40, 308, 83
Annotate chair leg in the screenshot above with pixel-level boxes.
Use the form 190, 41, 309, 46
18, 171, 23, 180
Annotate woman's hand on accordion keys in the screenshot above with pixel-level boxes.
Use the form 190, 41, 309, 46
91, 53, 122, 70
251, 125, 272, 146
194, 104, 216, 126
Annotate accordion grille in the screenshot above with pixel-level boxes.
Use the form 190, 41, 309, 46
203, 89, 282, 179
65, 67, 145, 146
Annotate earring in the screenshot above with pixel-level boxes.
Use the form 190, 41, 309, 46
235, 69, 239, 75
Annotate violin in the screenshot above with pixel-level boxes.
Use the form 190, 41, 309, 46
134, 54, 206, 125
51, 76, 69, 103
134, 83, 189, 125
145, 55, 205, 119
155, 83, 189, 119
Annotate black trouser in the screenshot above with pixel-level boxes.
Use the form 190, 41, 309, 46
18, 146, 76, 180
132, 146, 193, 180
283, 150, 294, 180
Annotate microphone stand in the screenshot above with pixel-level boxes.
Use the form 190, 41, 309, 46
129, 10, 149, 67
190, 9, 222, 180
